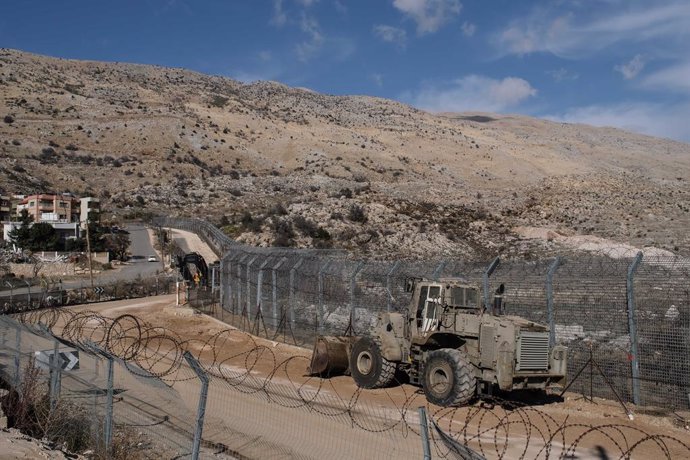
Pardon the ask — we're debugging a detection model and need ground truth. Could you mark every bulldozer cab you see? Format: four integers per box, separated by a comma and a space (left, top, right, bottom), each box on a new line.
415, 283, 443, 333
413, 281, 482, 334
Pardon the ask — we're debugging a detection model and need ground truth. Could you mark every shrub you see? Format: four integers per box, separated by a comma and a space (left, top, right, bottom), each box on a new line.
348, 204, 368, 223
3, 115, 14, 123
293, 215, 318, 236
241, 211, 263, 232
272, 219, 295, 247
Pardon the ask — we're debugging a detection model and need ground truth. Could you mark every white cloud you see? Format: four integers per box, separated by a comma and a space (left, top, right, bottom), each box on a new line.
547, 67, 579, 82
642, 61, 690, 94
495, 2, 690, 58
371, 73, 384, 87
295, 13, 324, 62
271, 0, 319, 26
373, 25, 407, 47
258, 50, 272, 62
404, 75, 537, 113
461, 21, 476, 37
271, 0, 287, 26
546, 102, 690, 142
392, 0, 462, 35
615, 54, 646, 79
333, 0, 347, 14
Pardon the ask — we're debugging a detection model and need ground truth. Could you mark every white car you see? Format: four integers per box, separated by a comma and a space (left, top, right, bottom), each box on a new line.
147, 255, 158, 262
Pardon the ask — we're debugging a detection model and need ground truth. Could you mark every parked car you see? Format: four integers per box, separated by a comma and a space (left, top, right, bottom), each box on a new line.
147, 255, 158, 262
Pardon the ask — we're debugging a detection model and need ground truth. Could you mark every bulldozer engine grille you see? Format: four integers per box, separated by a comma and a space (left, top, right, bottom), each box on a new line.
516, 332, 550, 371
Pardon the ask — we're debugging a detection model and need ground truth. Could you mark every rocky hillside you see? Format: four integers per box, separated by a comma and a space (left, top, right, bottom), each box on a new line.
1, 48, 689, 259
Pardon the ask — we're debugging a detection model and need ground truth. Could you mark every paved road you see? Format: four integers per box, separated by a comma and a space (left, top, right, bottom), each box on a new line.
0, 224, 171, 298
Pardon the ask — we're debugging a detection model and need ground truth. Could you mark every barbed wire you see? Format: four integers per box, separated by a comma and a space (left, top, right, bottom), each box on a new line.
15, 307, 690, 459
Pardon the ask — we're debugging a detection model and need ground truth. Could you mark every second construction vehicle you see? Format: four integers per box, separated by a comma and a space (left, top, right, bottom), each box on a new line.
309, 278, 568, 406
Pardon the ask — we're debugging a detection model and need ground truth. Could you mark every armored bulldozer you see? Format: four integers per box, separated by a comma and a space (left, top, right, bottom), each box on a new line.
309, 278, 567, 406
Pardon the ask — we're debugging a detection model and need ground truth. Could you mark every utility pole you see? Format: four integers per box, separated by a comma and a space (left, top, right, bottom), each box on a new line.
85, 220, 94, 289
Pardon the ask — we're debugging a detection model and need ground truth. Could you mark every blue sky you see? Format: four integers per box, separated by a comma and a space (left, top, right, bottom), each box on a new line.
1, 0, 689, 142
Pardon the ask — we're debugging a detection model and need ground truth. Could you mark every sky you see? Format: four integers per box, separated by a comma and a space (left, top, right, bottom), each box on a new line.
1, 0, 689, 142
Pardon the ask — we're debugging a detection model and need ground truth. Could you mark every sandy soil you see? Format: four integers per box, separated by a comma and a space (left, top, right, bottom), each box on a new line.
59, 295, 690, 460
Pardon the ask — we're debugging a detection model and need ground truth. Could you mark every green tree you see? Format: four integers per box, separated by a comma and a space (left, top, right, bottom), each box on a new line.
27, 223, 60, 251
8, 209, 33, 250
103, 231, 130, 261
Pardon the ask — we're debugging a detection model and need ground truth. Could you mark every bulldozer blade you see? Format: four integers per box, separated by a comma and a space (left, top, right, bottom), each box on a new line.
307, 335, 358, 377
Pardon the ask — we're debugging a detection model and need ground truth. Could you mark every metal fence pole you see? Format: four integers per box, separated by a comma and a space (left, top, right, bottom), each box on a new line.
236, 255, 247, 315
93, 348, 115, 459
318, 260, 332, 334
219, 258, 225, 310
289, 258, 304, 329
272, 258, 287, 328
386, 261, 401, 313
256, 260, 269, 320
14, 323, 21, 391
49, 337, 61, 411
210, 264, 216, 295
418, 406, 431, 460
246, 256, 258, 319
546, 257, 561, 347
483, 257, 500, 312
627, 252, 643, 406
349, 262, 365, 331
183, 351, 209, 460
25, 280, 31, 309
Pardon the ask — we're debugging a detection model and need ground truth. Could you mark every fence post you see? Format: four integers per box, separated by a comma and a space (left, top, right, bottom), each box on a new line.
85, 342, 115, 459
236, 255, 247, 315
318, 260, 332, 334
183, 351, 209, 460
210, 263, 218, 294
289, 258, 304, 329
349, 262, 365, 332
386, 261, 401, 312
432, 260, 447, 280
627, 251, 643, 406
546, 257, 561, 348
25, 280, 31, 309
256, 260, 269, 320
14, 323, 21, 391
246, 256, 258, 319
418, 406, 431, 460
272, 258, 287, 328
218, 258, 224, 309
49, 336, 61, 411
483, 257, 500, 312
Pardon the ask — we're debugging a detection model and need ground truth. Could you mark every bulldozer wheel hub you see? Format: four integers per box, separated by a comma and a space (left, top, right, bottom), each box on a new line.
357, 351, 373, 375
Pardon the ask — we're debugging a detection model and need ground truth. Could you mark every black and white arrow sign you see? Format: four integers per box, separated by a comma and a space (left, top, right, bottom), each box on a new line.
35, 349, 80, 371
94, 287, 104, 295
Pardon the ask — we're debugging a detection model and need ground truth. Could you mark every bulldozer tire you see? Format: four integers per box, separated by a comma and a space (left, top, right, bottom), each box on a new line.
350, 336, 396, 389
422, 348, 475, 407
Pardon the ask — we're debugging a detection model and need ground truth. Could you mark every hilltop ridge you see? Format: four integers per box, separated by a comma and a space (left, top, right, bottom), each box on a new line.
1, 48, 689, 258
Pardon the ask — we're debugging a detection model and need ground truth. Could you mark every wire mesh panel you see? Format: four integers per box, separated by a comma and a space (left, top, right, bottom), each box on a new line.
634, 255, 690, 409
161, 216, 690, 411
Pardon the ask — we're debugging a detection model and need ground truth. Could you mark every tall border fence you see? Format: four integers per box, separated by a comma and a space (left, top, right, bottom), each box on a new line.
154, 217, 690, 411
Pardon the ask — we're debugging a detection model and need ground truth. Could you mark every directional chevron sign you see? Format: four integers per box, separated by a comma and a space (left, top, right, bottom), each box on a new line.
34, 349, 80, 371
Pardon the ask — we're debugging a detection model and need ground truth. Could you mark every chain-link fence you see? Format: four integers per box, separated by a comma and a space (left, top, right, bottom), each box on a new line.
154, 217, 690, 412
0, 273, 179, 314
0, 315, 203, 458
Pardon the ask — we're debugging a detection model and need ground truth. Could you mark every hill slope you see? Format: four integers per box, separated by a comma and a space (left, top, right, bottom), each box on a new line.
1, 49, 689, 258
